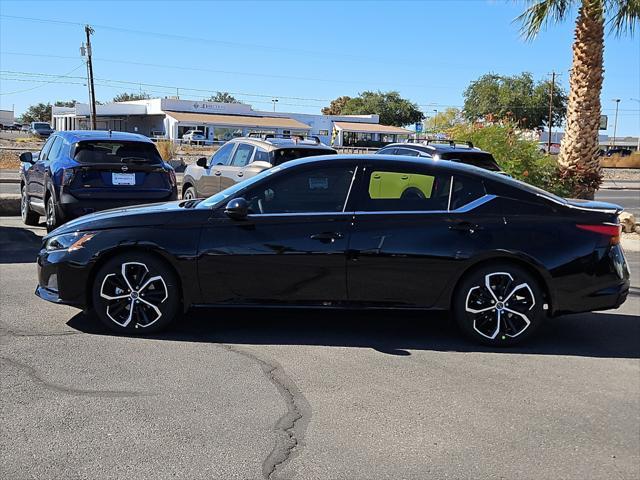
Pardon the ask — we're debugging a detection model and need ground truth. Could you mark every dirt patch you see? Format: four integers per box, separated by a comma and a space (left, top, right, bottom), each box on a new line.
0, 150, 20, 169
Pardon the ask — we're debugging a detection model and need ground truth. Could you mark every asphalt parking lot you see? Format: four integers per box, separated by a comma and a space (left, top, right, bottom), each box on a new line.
1, 216, 639, 480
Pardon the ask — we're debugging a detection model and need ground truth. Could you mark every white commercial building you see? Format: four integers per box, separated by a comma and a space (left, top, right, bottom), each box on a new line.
51, 98, 411, 147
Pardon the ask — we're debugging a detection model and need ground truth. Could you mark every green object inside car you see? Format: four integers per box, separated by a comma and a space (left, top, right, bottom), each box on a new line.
368, 171, 435, 199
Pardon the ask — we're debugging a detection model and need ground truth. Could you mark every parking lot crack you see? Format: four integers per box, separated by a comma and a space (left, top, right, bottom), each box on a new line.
221, 345, 311, 480
1, 356, 150, 398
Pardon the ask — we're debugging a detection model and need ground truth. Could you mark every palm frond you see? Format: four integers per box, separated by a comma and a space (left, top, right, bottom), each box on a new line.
605, 0, 640, 36
515, 0, 575, 40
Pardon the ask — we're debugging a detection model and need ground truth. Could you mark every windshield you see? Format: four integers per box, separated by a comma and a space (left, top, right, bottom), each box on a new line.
198, 167, 279, 209
73, 140, 163, 164
33, 123, 51, 129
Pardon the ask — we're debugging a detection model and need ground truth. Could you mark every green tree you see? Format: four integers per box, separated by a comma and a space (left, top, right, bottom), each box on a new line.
206, 92, 241, 103
112, 92, 151, 102
517, 0, 639, 198
321, 96, 352, 115
341, 91, 424, 127
463, 72, 567, 130
426, 107, 465, 131
20, 100, 77, 123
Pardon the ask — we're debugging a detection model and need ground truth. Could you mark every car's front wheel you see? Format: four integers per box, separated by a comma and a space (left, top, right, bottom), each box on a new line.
21, 186, 40, 226
453, 263, 544, 346
92, 252, 180, 334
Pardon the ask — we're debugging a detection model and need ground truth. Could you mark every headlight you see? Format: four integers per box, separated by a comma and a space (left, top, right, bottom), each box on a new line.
45, 232, 96, 252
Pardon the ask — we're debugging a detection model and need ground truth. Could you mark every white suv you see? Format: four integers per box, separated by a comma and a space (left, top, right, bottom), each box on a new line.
182, 135, 336, 199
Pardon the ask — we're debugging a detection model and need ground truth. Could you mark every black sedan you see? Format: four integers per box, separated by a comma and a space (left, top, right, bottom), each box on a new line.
35, 155, 630, 346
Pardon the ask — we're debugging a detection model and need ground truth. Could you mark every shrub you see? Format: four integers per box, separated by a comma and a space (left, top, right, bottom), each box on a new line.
447, 123, 569, 196
156, 140, 177, 161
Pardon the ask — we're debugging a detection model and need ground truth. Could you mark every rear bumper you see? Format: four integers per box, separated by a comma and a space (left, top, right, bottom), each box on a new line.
58, 190, 178, 219
551, 244, 631, 315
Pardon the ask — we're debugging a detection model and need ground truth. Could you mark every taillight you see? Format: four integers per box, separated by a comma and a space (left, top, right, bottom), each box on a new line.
61, 168, 77, 186
168, 169, 176, 187
576, 223, 621, 245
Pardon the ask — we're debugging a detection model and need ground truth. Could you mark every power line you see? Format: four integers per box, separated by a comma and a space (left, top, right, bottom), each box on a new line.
0, 63, 85, 95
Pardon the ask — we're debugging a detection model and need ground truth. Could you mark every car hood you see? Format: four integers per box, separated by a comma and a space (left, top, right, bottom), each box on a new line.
47, 200, 193, 237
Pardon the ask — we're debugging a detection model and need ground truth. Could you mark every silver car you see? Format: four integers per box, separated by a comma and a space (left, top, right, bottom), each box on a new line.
182, 136, 336, 199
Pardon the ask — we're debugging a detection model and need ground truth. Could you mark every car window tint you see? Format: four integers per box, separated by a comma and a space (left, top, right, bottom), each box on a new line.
39, 136, 56, 161
395, 148, 421, 157
244, 166, 355, 214
230, 144, 255, 167
377, 147, 396, 155
73, 141, 162, 164
450, 175, 486, 210
254, 147, 270, 163
211, 143, 235, 166
360, 168, 451, 212
440, 152, 500, 171
47, 137, 64, 161
272, 148, 334, 166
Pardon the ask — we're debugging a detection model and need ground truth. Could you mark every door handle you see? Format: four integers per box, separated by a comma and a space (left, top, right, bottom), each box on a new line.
449, 222, 483, 233
214, 171, 221, 176
310, 232, 344, 243
237, 172, 244, 177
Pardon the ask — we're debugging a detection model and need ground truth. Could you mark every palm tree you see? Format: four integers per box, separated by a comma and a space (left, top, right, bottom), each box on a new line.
518, 0, 639, 198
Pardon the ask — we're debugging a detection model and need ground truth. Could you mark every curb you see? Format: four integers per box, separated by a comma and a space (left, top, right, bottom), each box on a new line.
0, 193, 20, 216
0, 178, 19, 184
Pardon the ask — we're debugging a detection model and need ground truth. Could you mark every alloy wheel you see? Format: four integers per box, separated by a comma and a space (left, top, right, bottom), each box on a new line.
99, 262, 168, 329
464, 272, 535, 340
46, 198, 56, 229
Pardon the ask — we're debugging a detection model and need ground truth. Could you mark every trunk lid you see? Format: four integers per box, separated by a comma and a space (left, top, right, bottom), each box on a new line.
565, 198, 623, 214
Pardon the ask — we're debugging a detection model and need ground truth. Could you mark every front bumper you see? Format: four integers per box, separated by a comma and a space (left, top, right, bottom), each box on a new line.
35, 248, 91, 309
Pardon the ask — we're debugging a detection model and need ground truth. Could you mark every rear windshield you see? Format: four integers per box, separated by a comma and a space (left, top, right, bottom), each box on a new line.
73, 141, 162, 164
272, 148, 336, 166
440, 152, 501, 171
33, 123, 51, 129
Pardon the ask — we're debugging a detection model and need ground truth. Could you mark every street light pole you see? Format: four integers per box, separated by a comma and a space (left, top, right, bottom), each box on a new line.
433, 109, 438, 133
272, 98, 278, 112
611, 99, 621, 148
548, 71, 556, 153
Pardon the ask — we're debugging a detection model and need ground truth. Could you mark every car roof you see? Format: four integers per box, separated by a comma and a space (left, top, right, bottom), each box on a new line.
55, 130, 154, 144
229, 136, 336, 152
381, 142, 490, 154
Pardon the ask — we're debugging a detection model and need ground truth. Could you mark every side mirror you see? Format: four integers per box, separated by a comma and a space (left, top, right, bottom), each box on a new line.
196, 157, 207, 167
224, 198, 249, 220
19, 151, 34, 164
249, 160, 272, 170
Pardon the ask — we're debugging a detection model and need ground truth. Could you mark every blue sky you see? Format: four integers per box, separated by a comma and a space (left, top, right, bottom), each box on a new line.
0, 0, 638, 136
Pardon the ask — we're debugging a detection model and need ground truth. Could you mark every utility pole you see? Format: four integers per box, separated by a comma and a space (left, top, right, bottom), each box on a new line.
611, 99, 621, 147
82, 25, 97, 130
630, 98, 640, 152
547, 71, 556, 153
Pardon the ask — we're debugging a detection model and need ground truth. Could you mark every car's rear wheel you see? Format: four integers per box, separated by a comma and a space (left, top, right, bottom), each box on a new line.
45, 195, 61, 232
92, 252, 180, 334
21, 186, 40, 226
183, 186, 197, 200
453, 263, 544, 346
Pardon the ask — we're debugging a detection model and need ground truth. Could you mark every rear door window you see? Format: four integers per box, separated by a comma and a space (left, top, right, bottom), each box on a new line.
394, 148, 421, 157
450, 175, 486, 210
230, 143, 255, 167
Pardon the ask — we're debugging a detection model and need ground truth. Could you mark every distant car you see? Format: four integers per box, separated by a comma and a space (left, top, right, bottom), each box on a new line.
605, 148, 632, 157
182, 130, 206, 145
182, 134, 337, 199
539, 142, 561, 155
29, 122, 54, 138
376, 140, 502, 172
20, 124, 30, 132
20, 130, 177, 232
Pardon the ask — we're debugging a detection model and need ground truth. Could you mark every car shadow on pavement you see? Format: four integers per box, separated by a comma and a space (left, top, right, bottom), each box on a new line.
67, 306, 640, 359
0, 225, 42, 264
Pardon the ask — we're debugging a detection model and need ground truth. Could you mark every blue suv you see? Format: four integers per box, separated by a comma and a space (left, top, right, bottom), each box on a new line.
20, 130, 178, 231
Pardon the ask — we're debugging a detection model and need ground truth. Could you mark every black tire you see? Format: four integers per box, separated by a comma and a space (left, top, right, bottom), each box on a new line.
91, 252, 180, 334
453, 263, 545, 346
45, 195, 61, 232
21, 186, 40, 226
183, 186, 197, 200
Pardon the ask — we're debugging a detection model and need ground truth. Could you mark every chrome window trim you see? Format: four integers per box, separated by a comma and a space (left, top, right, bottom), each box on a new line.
246, 194, 496, 218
